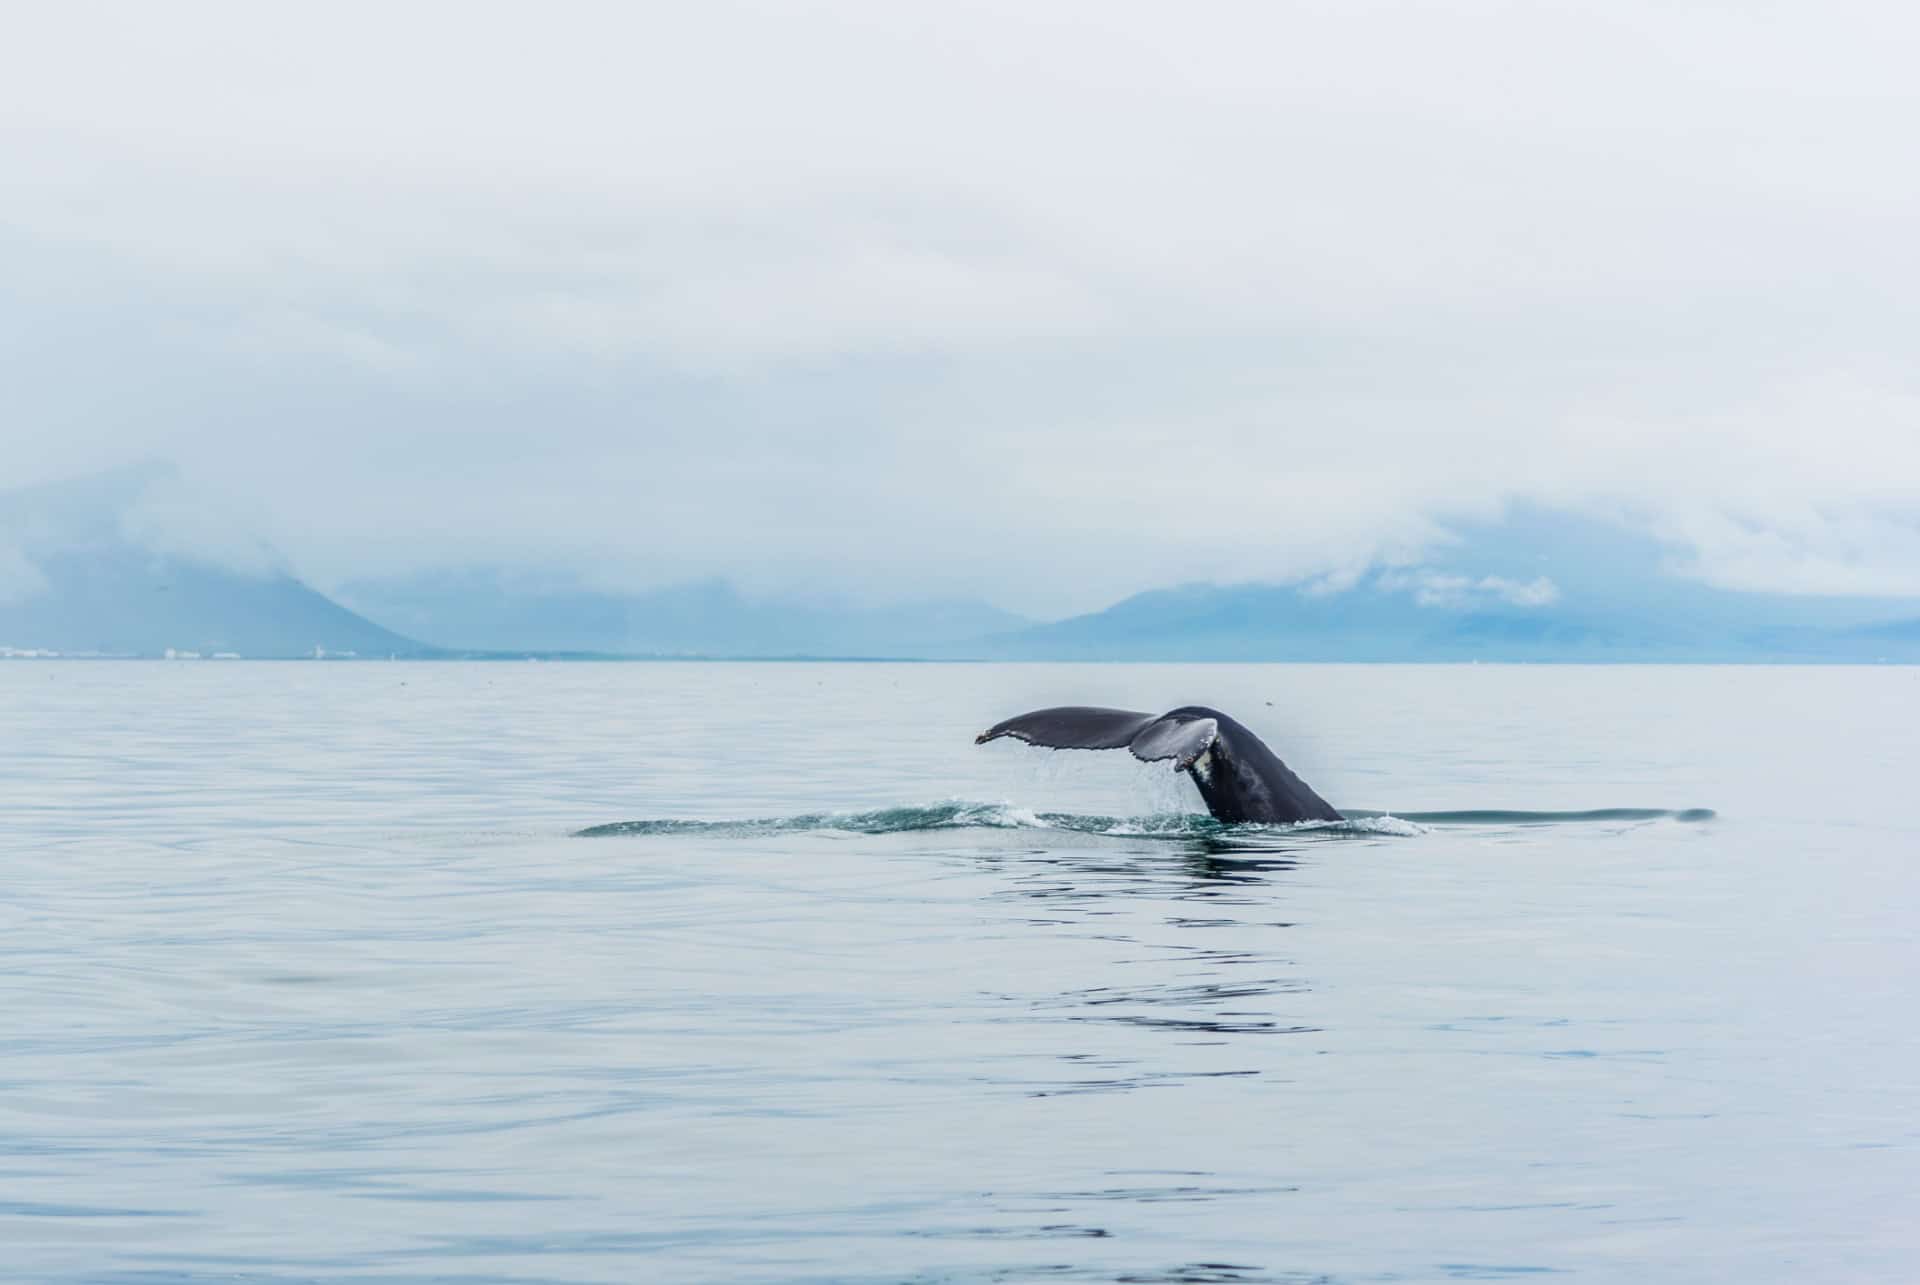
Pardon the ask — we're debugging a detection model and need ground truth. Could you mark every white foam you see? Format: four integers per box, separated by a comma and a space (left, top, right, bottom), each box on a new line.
1326, 814, 1429, 837
993, 805, 1052, 829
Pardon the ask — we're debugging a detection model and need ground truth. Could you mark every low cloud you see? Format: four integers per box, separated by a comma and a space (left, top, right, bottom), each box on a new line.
118, 473, 284, 579
1656, 506, 1920, 599
0, 545, 47, 605
1380, 572, 1562, 610
0, 463, 283, 583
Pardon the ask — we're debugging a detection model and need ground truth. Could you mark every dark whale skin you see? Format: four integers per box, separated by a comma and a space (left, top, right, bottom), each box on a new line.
975, 704, 1342, 825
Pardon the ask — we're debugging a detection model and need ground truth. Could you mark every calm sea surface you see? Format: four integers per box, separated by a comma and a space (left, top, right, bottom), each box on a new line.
1, 662, 1915, 1283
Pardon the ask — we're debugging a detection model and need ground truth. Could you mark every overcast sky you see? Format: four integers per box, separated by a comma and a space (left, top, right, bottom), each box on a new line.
4, 0, 1917, 614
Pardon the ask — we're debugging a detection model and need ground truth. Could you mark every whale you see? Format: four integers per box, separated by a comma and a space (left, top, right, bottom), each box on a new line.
975, 705, 1341, 825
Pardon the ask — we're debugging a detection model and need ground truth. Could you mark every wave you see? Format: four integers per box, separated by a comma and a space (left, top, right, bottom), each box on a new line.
574, 802, 1713, 839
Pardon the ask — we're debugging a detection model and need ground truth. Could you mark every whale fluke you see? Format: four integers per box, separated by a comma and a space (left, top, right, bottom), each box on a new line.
975, 706, 1219, 769
976, 703, 1341, 825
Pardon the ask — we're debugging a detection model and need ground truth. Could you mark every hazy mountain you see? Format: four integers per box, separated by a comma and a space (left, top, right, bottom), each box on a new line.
7, 465, 1918, 661
0, 463, 417, 658
335, 570, 1031, 658
976, 508, 1920, 662
976, 581, 1920, 661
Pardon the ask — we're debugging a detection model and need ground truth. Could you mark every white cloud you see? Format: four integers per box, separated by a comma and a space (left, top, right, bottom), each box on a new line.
1, 1, 1918, 612
1655, 506, 1920, 599
1379, 571, 1562, 610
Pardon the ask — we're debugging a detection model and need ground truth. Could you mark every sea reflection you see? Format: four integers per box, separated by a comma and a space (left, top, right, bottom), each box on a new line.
981, 833, 1313, 896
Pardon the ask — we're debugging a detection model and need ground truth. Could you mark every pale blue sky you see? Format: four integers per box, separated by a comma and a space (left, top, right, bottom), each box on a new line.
4, 0, 1918, 614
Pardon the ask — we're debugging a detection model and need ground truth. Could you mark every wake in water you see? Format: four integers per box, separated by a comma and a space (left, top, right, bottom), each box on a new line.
577, 802, 1238, 840
575, 802, 1715, 840
1345, 807, 1718, 825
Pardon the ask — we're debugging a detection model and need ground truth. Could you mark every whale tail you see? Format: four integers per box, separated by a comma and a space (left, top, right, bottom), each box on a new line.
975, 703, 1341, 825
974, 706, 1219, 770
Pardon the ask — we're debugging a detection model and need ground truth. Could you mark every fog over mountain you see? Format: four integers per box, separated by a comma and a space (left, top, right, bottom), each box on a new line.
6, 465, 1915, 661
0, 464, 413, 658
334, 570, 1029, 658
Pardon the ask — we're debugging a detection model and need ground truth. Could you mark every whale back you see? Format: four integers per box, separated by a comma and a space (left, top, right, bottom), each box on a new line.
1166, 706, 1343, 824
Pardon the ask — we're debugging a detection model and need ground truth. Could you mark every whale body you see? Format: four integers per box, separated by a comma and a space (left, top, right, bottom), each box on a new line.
975, 704, 1341, 825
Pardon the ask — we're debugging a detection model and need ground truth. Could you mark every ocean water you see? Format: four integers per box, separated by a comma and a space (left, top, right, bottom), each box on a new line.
1, 661, 1915, 1283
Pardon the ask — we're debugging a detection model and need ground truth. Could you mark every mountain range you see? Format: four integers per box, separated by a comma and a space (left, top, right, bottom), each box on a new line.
3, 464, 1917, 661
976, 507, 1920, 662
